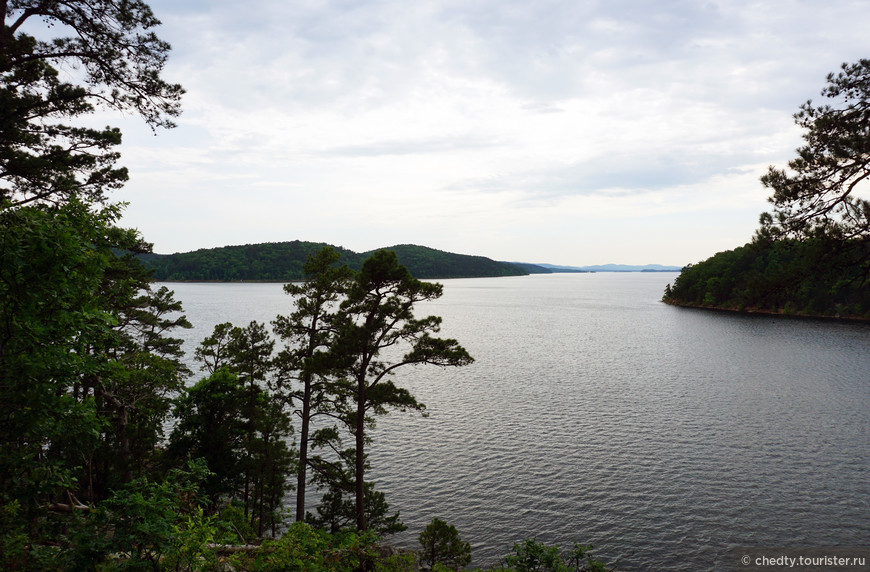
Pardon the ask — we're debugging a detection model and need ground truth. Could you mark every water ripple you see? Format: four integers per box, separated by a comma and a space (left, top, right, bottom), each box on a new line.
168, 274, 870, 571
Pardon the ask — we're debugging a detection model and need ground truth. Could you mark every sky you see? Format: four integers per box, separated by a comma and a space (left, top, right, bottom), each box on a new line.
89, 0, 869, 266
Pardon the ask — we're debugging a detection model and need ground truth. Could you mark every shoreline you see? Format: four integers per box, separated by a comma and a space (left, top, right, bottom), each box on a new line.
662, 299, 870, 324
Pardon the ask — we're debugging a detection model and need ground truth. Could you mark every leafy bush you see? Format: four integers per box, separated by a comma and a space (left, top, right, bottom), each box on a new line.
503, 539, 607, 572
0, 501, 28, 569
230, 521, 332, 572
505, 539, 565, 572
419, 518, 472, 570
214, 503, 258, 545
59, 460, 213, 571
163, 506, 219, 572
228, 522, 415, 572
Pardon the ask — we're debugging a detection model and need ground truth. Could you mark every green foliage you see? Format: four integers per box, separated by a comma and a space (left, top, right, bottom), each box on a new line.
259, 523, 340, 571
168, 369, 248, 505
232, 521, 331, 572
669, 60, 870, 320
307, 482, 407, 537
247, 392, 297, 537
92, 268, 193, 490
0, 200, 197, 566
0, 202, 112, 515
184, 320, 296, 536
228, 522, 374, 572
228, 522, 418, 572
418, 518, 472, 570
193, 322, 235, 374
0, 501, 28, 568
505, 539, 565, 572
193, 320, 276, 384
177, 249, 474, 540
168, 367, 297, 537
227, 321, 276, 390
373, 244, 528, 279
567, 544, 607, 572
663, 239, 870, 318
0, 0, 182, 207
61, 460, 213, 571
139, 242, 529, 281
224, 528, 607, 572
503, 539, 607, 572
140, 241, 349, 282
376, 551, 418, 572
213, 502, 258, 546
0, 0, 192, 561
758, 59, 870, 241
164, 506, 219, 572
92, 478, 184, 568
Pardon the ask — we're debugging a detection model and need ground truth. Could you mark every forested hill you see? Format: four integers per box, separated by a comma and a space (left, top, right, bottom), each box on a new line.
662, 239, 870, 320
364, 244, 529, 279
139, 241, 529, 281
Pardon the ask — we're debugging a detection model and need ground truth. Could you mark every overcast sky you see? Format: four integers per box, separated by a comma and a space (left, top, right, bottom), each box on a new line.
102, 0, 867, 266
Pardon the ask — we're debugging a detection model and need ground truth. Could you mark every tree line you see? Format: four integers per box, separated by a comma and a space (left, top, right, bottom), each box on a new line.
663, 238, 870, 317
139, 242, 530, 282
664, 59, 870, 317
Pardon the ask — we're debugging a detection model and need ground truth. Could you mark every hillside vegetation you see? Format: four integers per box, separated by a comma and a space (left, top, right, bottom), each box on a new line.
663, 238, 870, 319
139, 241, 529, 281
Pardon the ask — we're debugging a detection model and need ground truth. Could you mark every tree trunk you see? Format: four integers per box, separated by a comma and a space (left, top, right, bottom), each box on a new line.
244, 376, 255, 521
257, 465, 265, 537
117, 405, 132, 483
95, 379, 132, 483
296, 372, 312, 521
355, 376, 366, 532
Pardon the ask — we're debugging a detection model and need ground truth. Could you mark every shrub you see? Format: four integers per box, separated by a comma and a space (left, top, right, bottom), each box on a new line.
418, 518, 472, 570
504, 539, 607, 572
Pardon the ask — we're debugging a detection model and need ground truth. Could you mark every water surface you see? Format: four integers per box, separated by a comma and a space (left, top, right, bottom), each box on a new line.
166, 273, 870, 570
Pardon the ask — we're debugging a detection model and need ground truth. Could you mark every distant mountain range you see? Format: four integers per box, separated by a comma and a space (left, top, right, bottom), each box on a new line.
507, 262, 680, 273
138, 241, 680, 281
532, 263, 682, 272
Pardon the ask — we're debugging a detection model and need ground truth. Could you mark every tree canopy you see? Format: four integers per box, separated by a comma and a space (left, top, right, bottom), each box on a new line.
759, 59, 870, 241
662, 238, 870, 318
272, 247, 354, 523
0, 0, 183, 207
418, 517, 472, 570
0, 1, 195, 566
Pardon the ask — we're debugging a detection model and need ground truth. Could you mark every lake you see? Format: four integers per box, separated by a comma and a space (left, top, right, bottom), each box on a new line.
164, 273, 870, 571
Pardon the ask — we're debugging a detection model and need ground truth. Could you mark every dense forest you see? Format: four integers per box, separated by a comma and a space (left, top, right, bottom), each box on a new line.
663, 238, 870, 318
139, 242, 531, 281
664, 59, 870, 318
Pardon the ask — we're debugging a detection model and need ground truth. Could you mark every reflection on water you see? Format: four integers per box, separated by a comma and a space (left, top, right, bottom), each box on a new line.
167, 274, 870, 571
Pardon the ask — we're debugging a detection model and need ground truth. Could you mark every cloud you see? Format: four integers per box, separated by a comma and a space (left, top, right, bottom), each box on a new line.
109, 0, 870, 264
319, 135, 504, 157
